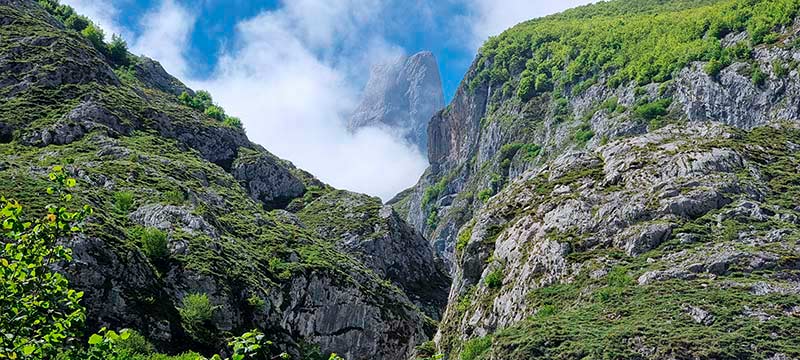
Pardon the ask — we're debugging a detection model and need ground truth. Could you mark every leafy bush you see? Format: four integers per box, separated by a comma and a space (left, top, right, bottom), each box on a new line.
0, 166, 91, 359
421, 176, 449, 209
115, 329, 154, 355
460, 336, 492, 360
426, 209, 439, 229
456, 224, 474, 253
751, 65, 767, 86
704, 58, 724, 77
113, 191, 134, 213
247, 295, 266, 310
601, 96, 619, 113
477, 188, 493, 202
194, 90, 214, 110
81, 23, 106, 54
179, 293, 214, 335
162, 190, 185, 205
223, 116, 244, 129
65, 14, 89, 32
140, 227, 168, 261
204, 105, 226, 121
519, 143, 542, 162
485, 269, 504, 289
534, 73, 552, 92
108, 34, 129, 66
574, 123, 595, 146
634, 98, 672, 120
773, 60, 789, 78
517, 72, 535, 101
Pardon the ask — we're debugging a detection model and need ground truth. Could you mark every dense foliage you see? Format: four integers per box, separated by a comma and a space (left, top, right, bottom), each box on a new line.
0, 166, 89, 359
179, 91, 244, 130
37, 0, 132, 67
472, 0, 800, 98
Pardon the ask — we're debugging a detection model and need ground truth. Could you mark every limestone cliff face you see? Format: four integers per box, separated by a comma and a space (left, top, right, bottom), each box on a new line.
0, 2, 447, 359
392, 1, 800, 358
348, 51, 444, 154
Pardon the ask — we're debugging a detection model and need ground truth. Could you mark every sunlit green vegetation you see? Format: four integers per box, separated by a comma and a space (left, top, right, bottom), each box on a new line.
472, 0, 800, 98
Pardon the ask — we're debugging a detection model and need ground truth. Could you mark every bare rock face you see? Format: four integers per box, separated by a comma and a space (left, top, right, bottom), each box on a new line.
297, 190, 451, 320
348, 51, 444, 154
231, 150, 306, 210
133, 56, 194, 97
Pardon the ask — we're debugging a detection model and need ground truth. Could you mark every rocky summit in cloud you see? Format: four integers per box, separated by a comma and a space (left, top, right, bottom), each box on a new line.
348, 51, 444, 155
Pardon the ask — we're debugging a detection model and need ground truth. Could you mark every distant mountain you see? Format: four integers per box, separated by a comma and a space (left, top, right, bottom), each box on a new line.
348, 51, 444, 155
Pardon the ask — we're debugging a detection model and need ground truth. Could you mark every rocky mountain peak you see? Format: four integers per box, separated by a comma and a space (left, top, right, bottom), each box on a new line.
348, 51, 444, 154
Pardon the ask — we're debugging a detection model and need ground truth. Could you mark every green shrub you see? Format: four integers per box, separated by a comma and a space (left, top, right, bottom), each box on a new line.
421, 176, 449, 209
704, 58, 724, 77
64, 14, 89, 32
113, 191, 134, 213
140, 227, 168, 261
477, 188, 493, 202
107, 34, 129, 66
634, 98, 672, 120
194, 90, 214, 110
517, 72, 535, 101
485, 269, 504, 289
247, 295, 266, 310
179, 293, 214, 328
426, 209, 439, 229
204, 105, 226, 121
727, 42, 751, 61
751, 65, 767, 86
574, 123, 595, 146
536, 304, 557, 318
115, 329, 154, 355
223, 116, 244, 129
534, 73, 552, 93
601, 96, 619, 113
519, 143, 542, 162
81, 23, 106, 53
162, 190, 184, 205
456, 224, 474, 253
0, 166, 90, 359
773, 60, 789, 78
460, 336, 492, 360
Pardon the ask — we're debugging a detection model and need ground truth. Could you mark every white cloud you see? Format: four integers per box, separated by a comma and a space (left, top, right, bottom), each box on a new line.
464, 0, 596, 49
130, 0, 197, 78
190, 4, 427, 201
59, 0, 599, 201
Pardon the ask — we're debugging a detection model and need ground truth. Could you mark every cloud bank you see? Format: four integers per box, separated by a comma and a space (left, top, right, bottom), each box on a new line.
60, 0, 594, 201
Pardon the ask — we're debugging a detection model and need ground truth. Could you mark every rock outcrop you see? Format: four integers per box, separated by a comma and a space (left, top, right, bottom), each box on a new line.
389, 1, 800, 359
348, 51, 444, 154
0, 2, 446, 359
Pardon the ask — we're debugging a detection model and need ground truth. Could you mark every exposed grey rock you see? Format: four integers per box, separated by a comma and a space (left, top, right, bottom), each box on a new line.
298, 191, 451, 320
133, 56, 193, 96
231, 150, 306, 210
684, 305, 714, 325
55, 235, 185, 349
22, 101, 132, 146
277, 273, 428, 360
349, 51, 444, 154
617, 223, 673, 256
130, 203, 219, 238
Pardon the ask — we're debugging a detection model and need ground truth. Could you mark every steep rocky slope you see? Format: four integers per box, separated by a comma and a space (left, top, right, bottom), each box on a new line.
348, 51, 444, 154
390, 0, 800, 358
0, 1, 447, 359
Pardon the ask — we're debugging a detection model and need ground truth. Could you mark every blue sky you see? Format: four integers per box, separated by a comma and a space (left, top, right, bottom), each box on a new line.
63, 0, 593, 199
